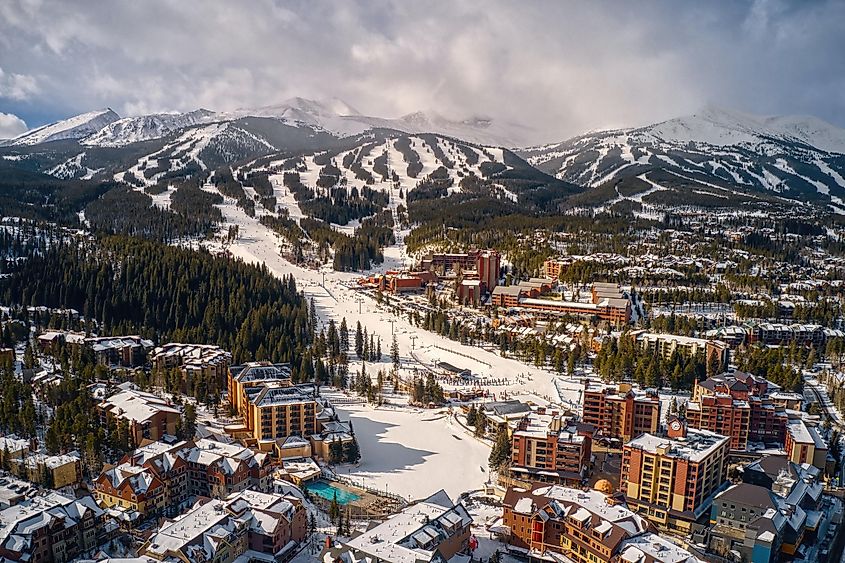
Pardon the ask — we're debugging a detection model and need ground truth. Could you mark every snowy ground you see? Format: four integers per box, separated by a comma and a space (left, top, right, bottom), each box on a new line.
332, 403, 492, 502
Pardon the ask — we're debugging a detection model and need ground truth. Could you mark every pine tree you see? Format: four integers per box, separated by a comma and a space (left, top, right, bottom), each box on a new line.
391, 334, 400, 375
355, 322, 363, 359
340, 318, 349, 351
466, 404, 478, 426
475, 414, 488, 437
343, 438, 360, 463
329, 491, 340, 523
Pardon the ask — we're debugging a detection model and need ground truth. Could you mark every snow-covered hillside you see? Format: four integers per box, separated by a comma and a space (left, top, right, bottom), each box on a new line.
520, 106, 845, 208
81, 109, 215, 147
7, 109, 120, 146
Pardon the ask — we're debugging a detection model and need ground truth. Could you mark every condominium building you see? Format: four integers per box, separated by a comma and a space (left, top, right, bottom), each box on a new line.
141, 490, 307, 562
509, 411, 592, 486
0, 492, 109, 562
628, 330, 729, 367
151, 342, 232, 384
17, 451, 83, 488
94, 438, 272, 522
229, 363, 355, 456
243, 384, 319, 448
97, 384, 182, 445
687, 371, 792, 450
582, 382, 661, 443
542, 258, 571, 280
322, 490, 472, 563
708, 481, 813, 561
784, 419, 828, 471
501, 484, 702, 563
621, 417, 730, 533
227, 361, 293, 419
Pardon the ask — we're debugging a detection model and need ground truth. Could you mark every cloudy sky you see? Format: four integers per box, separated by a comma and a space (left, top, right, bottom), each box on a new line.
1, 0, 843, 142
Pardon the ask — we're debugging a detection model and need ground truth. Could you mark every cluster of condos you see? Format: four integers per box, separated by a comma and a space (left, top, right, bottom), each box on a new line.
359, 249, 501, 304
358, 249, 632, 324
480, 369, 836, 562
0, 465, 308, 563
95, 363, 355, 477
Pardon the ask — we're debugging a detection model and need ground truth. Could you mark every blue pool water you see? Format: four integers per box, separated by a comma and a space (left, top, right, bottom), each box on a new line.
305, 481, 361, 505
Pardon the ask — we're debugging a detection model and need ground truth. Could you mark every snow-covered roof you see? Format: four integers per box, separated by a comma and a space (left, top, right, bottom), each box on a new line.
99, 388, 181, 423
627, 429, 729, 463
340, 490, 471, 563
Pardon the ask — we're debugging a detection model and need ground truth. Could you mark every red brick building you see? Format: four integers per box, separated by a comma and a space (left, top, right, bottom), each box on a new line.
582, 382, 661, 443
687, 371, 791, 450
510, 412, 592, 485
501, 484, 697, 562
621, 417, 730, 533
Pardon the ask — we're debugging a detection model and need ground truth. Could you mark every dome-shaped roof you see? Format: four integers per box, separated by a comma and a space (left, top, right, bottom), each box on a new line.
593, 479, 614, 495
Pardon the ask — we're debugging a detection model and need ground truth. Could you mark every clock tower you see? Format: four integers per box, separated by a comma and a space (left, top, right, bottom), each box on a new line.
666, 414, 687, 439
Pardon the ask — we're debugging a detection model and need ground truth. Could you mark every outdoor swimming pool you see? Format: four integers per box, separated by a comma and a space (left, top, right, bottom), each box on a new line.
305, 481, 362, 505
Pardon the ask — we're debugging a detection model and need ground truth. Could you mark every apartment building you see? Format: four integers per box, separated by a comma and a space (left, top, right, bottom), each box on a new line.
243, 384, 319, 448
94, 438, 272, 522
629, 330, 729, 367
151, 342, 232, 384
322, 490, 472, 563
227, 361, 293, 419
37, 331, 153, 367
509, 411, 592, 486
784, 419, 828, 471
419, 249, 500, 289
502, 484, 701, 563
582, 382, 661, 443
0, 492, 109, 562
686, 372, 791, 450
141, 490, 307, 562
17, 451, 82, 488
0, 436, 29, 466
97, 384, 182, 445
542, 258, 571, 280
708, 480, 815, 562
621, 417, 730, 533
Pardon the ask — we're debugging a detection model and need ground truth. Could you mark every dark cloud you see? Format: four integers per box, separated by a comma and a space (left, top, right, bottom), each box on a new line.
0, 0, 842, 143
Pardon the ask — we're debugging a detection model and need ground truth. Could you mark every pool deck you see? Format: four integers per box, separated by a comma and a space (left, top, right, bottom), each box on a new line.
306, 479, 402, 519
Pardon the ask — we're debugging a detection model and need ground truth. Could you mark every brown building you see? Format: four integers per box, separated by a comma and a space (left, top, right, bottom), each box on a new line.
621, 417, 730, 533
501, 484, 700, 562
477, 249, 501, 291
228, 362, 293, 420
542, 258, 570, 280
510, 411, 592, 486
687, 372, 791, 450
784, 419, 828, 471
141, 490, 307, 562
97, 385, 182, 445
151, 343, 232, 388
686, 394, 750, 450
420, 249, 500, 292
490, 285, 524, 308
94, 438, 272, 522
0, 492, 109, 562
323, 490, 472, 562
582, 382, 661, 443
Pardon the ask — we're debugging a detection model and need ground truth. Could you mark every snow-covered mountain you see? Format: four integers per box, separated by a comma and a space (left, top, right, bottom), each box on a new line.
219, 98, 535, 147
519, 106, 845, 208
81, 109, 215, 147
7, 109, 120, 146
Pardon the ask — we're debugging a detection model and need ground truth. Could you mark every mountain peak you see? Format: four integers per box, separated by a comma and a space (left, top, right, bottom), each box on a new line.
11, 108, 120, 146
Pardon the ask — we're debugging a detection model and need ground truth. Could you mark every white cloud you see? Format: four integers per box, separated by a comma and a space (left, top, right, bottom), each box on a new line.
0, 112, 27, 138
0, 0, 842, 143
0, 67, 40, 100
